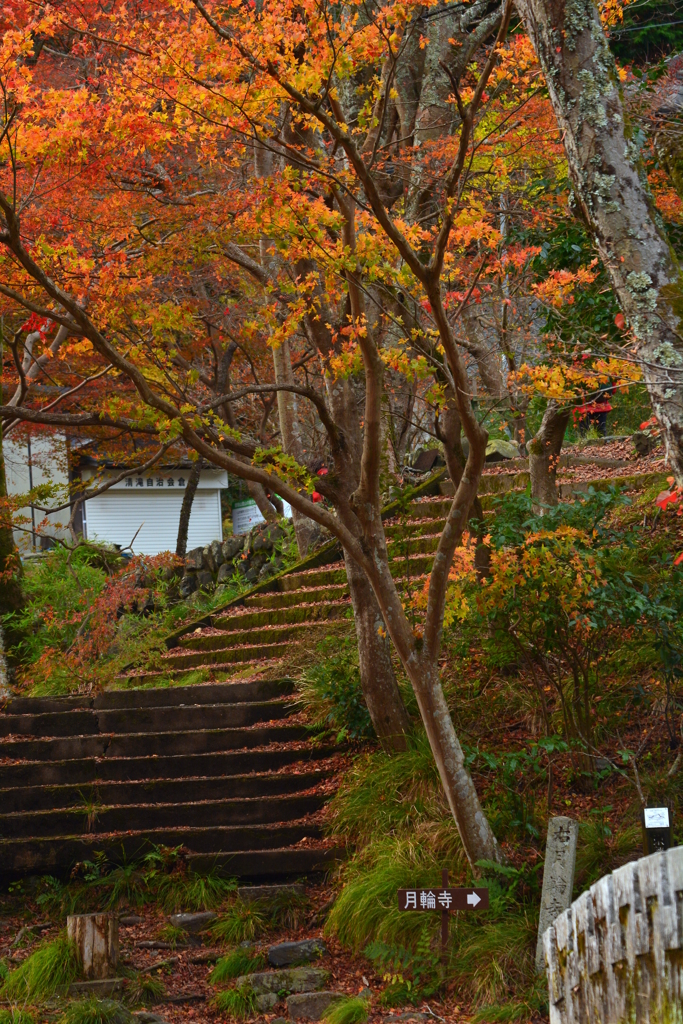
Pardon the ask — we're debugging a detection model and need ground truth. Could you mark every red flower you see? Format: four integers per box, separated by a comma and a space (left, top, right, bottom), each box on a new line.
311, 491, 323, 502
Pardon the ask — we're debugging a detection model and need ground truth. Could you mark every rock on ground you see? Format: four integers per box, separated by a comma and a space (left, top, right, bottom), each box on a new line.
238, 883, 305, 903
268, 938, 327, 966
167, 911, 216, 934
286, 991, 344, 1021
237, 967, 328, 995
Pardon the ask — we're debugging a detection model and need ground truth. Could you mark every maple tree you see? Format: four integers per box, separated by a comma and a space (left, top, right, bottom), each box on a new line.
1, 0, 682, 866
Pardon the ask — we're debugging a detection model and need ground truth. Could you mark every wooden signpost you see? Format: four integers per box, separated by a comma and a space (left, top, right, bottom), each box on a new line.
397, 869, 489, 963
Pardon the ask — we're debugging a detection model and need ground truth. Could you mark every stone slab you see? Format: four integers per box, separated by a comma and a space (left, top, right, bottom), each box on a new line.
69, 978, 124, 996
167, 911, 216, 934
238, 883, 305, 903
238, 967, 328, 995
268, 938, 327, 966
536, 816, 578, 971
286, 991, 344, 1020
256, 992, 279, 1011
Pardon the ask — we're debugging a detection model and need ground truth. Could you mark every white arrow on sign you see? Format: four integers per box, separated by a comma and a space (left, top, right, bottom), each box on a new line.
467, 892, 481, 907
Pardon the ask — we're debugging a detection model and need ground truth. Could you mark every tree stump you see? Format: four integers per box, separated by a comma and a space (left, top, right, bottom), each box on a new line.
542, 845, 683, 1023
66, 914, 118, 979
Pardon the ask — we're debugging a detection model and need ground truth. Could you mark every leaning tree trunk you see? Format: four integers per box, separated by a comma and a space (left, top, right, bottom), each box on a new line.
528, 401, 571, 514
515, 0, 683, 484
344, 550, 411, 752
176, 458, 202, 557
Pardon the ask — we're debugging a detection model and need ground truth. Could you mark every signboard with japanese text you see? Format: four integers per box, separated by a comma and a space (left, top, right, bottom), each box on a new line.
397, 888, 489, 912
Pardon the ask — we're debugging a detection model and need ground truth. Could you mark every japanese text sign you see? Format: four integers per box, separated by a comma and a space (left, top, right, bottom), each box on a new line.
397, 888, 489, 912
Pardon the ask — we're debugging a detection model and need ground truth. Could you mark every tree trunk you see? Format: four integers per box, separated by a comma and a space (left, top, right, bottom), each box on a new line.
175, 459, 202, 558
515, 0, 683, 484
247, 479, 278, 523
409, 657, 503, 864
272, 337, 319, 557
67, 914, 118, 979
528, 401, 571, 513
254, 131, 317, 557
344, 549, 411, 752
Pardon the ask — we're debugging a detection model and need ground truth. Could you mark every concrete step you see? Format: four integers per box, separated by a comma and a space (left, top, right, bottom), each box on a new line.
279, 567, 348, 591
384, 518, 447, 539
188, 846, 343, 879
0, 700, 296, 738
242, 586, 350, 611
242, 589, 350, 610
0, 792, 327, 839
178, 624, 324, 653
0, 822, 327, 879
162, 641, 298, 670
0, 769, 330, 813
0, 745, 338, 790
212, 600, 351, 630
387, 533, 441, 556
3, 679, 295, 716
0, 723, 309, 762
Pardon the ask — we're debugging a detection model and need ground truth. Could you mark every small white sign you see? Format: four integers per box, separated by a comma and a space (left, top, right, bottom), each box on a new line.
232, 499, 265, 535
644, 807, 669, 829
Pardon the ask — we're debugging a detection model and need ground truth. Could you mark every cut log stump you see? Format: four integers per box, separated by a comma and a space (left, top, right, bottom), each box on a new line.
67, 913, 118, 979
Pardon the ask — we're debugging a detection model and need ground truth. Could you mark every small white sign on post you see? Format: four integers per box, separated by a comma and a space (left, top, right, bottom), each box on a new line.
232, 499, 264, 535
643, 808, 669, 829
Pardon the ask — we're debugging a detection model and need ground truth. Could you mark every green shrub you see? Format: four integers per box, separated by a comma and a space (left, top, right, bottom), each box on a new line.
59, 998, 133, 1024
322, 995, 370, 1024
212, 982, 257, 1018
1, 934, 79, 1003
210, 947, 265, 984
298, 636, 373, 742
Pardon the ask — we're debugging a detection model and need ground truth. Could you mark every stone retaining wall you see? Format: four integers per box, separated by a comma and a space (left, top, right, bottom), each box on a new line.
543, 846, 683, 1023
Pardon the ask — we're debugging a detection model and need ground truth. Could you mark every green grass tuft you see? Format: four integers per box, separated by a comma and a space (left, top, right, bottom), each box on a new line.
0, 1010, 36, 1024
59, 997, 133, 1024
155, 924, 188, 948
326, 833, 463, 953
210, 947, 265, 984
211, 900, 268, 945
1, 934, 79, 1003
212, 982, 257, 1018
123, 971, 166, 1006
322, 995, 370, 1024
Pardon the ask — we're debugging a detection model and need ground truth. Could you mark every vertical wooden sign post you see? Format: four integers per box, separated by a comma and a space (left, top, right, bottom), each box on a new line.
441, 868, 449, 966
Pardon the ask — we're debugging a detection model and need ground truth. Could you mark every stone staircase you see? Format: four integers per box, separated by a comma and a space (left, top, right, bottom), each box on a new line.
124, 461, 667, 687
1, 461, 665, 883
0, 679, 342, 881
127, 493, 456, 687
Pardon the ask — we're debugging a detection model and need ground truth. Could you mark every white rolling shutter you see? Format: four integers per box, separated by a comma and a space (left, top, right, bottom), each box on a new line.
83, 490, 222, 555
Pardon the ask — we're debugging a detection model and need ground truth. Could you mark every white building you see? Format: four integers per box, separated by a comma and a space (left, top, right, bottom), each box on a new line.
3, 433, 72, 553
80, 465, 228, 555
